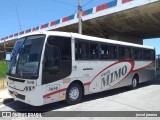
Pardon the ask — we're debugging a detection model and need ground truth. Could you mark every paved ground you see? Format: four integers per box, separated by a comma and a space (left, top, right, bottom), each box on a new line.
0, 88, 12, 105
0, 77, 160, 115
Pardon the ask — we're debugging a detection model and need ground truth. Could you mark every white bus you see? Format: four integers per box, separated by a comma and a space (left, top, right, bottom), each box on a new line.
7, 31, 156, 106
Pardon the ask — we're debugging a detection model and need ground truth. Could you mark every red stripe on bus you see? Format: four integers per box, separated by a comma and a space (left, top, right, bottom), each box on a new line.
131, 61, 154, 73
43, 88, 67, 98
90, 60, 135, 84
110, 61, 154, 89
84, 82, 91, 86
43, 82, 91, 98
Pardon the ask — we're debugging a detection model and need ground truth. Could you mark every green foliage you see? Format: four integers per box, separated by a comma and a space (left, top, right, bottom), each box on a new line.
0, 61, 8, 79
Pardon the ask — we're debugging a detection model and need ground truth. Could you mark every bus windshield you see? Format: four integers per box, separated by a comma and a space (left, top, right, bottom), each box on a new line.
8, 35, 45, 79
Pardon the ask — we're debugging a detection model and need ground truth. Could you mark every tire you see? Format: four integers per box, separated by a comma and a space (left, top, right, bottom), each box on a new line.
131, 76, 138, 89
66, 83, 83, 105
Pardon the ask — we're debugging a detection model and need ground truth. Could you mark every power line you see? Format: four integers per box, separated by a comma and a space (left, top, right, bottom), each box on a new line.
51, 0, 77, 7
82, 0, 94, 7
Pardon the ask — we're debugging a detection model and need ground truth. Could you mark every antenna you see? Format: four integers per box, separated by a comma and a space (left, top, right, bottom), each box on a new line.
15, 5, 22, 31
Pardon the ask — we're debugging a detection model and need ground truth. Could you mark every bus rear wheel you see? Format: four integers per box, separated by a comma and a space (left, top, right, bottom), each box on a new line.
131, 76, 139, 89
66, 83, 83, 105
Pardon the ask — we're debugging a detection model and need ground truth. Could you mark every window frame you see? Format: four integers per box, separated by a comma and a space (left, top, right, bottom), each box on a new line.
131, 47, 143, 61
75, 38, 90, 60
99, 42, 118, 61
89, 41, 100, 60
142, 48, 155, 61
117, 45, 132, 60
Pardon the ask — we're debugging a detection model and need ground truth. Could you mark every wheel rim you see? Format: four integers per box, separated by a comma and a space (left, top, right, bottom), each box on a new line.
132, 78, 137, 88
69, 87, 79, 101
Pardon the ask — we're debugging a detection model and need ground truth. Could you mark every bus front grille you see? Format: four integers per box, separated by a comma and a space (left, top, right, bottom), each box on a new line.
8, 77, 25, 83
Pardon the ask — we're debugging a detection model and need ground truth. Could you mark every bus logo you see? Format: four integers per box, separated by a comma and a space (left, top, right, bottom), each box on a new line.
101, 65, 127, 88
89, 61, 134, 93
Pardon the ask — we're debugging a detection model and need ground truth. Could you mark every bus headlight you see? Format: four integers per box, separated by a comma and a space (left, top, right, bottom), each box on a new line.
25, 86, 35, 91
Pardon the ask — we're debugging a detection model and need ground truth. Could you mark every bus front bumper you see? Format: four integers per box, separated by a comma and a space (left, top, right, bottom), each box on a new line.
7, 86, 44, 106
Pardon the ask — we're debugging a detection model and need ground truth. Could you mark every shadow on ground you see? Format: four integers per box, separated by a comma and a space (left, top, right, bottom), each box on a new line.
3, 75, 160, 113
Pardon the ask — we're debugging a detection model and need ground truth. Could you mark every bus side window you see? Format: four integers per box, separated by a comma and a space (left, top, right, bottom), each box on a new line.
132, 47, 142, 60
44, 44, 61, 69
100, 43, 117, 60
100, 43, 108, 60
118, 46, 131, 60
75, 40, 89, 60
143, 49, 152, 60
90, 42, 99, 60
118, 46, 125, 60
151, 50, 155, 60
109, 45, 117, 59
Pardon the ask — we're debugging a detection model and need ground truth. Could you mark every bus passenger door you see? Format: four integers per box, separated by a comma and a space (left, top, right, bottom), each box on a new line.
42, 36, 72, 102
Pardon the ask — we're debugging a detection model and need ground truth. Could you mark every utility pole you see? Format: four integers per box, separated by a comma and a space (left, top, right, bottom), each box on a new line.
158, 54, 160, 69
78, 0, 82, 34
3, 39, 6, 60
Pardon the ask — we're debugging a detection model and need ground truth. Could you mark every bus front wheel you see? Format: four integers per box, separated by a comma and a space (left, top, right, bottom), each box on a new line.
66, 83, 83, 105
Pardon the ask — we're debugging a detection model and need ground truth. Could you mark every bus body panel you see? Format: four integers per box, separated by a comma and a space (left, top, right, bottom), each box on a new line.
6, 31, 156, 106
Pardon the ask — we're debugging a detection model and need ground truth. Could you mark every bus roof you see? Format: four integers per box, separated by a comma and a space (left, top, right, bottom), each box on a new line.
71, 33, 154, 50
18, 31, 154, 50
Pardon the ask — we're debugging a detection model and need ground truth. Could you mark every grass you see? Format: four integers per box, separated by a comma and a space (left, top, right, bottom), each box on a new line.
0, 61, 8, 79
0, 61, 8, 89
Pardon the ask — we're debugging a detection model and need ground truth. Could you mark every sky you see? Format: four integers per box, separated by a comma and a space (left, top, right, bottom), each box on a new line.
0, 0, 159, 55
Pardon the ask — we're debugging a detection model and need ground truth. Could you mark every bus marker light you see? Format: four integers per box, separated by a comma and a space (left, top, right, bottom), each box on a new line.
63, 78, 71, 83
60, 93, 65, 99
